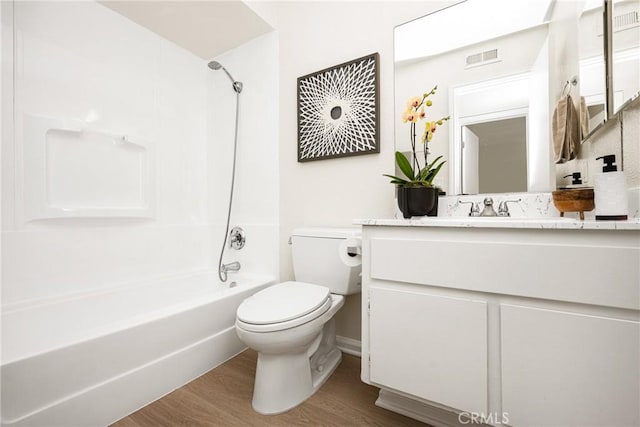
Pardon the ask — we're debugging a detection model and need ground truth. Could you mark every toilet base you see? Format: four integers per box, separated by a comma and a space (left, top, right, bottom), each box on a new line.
251, 319, 342, 415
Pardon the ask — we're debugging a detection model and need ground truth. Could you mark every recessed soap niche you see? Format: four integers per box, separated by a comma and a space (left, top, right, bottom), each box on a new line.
23, 114, 155, 221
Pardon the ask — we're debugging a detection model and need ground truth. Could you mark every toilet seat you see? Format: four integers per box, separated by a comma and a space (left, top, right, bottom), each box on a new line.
236, 281, 332, 333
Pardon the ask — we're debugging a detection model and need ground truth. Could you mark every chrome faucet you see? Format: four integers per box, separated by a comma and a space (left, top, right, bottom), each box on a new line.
459, 200, 480, 217
498, 199, 522, 217
479, 197, 498, 217
219, 261, 241, 281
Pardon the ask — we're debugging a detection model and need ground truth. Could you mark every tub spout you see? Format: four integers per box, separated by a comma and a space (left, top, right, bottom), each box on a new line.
219, 261, 241, 282
221, 261, 241, 273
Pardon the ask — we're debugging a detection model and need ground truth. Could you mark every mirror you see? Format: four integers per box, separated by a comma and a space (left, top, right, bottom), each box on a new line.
394, 0, 608, 195
579, 1, 608, 136
611, 0, 640, 114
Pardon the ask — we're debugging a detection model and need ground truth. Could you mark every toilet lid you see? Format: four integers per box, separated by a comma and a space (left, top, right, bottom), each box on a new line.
237, 281, 331, 325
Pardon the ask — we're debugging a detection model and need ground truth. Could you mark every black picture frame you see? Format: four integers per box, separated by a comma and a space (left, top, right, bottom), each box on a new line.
297, 53, 380, 162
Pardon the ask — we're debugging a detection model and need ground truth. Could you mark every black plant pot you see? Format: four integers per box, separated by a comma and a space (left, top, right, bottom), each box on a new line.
397, 186, 437, 219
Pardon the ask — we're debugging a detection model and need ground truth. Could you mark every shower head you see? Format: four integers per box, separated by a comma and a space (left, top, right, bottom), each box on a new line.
207, 61, 242, 94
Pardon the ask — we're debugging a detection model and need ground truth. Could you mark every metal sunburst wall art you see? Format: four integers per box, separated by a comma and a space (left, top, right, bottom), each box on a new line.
297, 53, 380, 162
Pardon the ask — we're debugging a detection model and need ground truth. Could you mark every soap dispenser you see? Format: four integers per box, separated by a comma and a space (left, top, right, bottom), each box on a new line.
563, 172, 582, 187
594, 154, 628, 220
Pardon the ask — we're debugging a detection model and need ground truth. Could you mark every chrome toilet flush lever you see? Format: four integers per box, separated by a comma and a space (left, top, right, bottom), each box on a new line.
229, 226, 246, 250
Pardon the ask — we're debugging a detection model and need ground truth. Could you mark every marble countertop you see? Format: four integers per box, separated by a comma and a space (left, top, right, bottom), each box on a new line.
360, 190, 640, 230
354, 217, 640, 230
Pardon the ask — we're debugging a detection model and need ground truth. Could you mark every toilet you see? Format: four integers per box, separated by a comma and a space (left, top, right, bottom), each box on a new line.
235, 227, 361, 414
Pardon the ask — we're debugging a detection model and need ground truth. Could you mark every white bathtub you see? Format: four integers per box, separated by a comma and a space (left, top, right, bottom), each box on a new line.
1, 271, 274, 426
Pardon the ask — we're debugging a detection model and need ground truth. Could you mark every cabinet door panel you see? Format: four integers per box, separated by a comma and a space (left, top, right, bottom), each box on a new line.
369, 287, 487, 413
501, 304, 640, 427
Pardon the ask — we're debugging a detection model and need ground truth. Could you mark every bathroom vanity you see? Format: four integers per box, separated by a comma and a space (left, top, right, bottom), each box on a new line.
357, 218, 640, 427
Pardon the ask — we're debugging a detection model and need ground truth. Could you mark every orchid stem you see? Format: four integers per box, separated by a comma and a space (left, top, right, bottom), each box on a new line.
411, 123, 419, 177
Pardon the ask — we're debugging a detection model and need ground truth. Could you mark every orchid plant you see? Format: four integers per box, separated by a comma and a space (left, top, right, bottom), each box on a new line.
385, 85, 450, 187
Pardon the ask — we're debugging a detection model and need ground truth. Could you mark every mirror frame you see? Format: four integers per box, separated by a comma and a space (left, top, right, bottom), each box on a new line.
606, 0, 640, 118
605, 0, 614, 118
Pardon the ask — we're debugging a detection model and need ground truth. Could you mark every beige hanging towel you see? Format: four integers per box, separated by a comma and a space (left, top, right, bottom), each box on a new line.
579, 96, 589, 138
552, 94, 580, 164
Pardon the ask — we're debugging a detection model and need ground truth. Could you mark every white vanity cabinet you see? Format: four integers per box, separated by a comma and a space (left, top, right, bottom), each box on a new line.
369, 287, 488, 414
501, 304, 639, 427
359, 222, 640, 427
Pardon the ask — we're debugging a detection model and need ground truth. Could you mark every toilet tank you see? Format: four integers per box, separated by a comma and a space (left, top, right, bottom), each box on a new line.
290, 227, 361, 295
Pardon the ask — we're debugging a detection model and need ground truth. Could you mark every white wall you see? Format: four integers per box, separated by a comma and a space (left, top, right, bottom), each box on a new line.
248, 1, 455, 340
622, 102, 640, 196
0, 0, 3, 312
1, 2, 279, 308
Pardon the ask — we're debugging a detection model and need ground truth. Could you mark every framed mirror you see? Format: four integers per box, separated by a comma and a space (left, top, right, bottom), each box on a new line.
611, 0, 640, 114
580, 0, 608, 137
394, 0, 608, 195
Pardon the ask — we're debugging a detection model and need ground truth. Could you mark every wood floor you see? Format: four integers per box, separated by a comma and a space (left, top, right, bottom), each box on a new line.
113, 349, 427, 426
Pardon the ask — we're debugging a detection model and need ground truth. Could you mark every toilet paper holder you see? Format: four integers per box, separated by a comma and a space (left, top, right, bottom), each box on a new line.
346, 246, 361, 256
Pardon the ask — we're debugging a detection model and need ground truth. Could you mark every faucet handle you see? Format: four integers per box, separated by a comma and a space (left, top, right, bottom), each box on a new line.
459, 200, 480, 217
229, 226, 246, 250
498, 199, 522, 217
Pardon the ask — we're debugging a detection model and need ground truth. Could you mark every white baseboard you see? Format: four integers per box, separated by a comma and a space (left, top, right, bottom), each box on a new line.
376, 389, 469, 427
336, 335, 361, 357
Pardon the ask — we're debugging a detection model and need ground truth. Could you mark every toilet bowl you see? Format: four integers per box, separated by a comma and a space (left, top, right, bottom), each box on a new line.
235, 227, 361, 414
236, 282, 345, 414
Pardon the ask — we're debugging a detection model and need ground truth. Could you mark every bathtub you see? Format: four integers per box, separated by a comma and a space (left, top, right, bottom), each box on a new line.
1, 271, 274, 426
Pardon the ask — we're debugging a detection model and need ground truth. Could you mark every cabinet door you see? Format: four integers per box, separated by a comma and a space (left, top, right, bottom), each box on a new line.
369, 287, 487, 414
501, 304, 640, 427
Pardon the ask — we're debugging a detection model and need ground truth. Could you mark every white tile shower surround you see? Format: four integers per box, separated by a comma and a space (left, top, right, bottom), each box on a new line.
1, 2, 279, 308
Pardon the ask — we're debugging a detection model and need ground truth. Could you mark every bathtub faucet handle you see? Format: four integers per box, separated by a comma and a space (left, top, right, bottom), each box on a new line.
229, 227, 246, 250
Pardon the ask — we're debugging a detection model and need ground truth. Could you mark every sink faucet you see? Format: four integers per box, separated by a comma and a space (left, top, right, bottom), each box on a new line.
479, 197, 498, 217
459, 200, 480, 217
498, 199, 522, 217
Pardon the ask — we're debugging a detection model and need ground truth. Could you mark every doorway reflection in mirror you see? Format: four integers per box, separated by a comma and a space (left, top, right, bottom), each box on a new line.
462, 117, 528, 195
